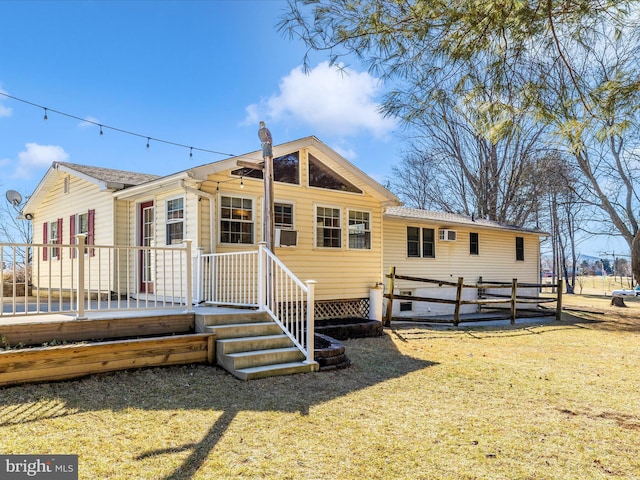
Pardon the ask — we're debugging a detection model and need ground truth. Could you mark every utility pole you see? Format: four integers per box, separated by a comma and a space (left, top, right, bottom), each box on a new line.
258, 121, 274, 251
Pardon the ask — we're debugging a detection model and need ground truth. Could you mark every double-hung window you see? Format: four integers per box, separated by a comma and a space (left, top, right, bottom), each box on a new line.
166, 197, 185, 245
316, 206, 341, 248
348, 210, 371, 249
516, 236, 525, 261
274, 202, 294, 230
407, 227, 435, 258
49, 220, 60, 259
220, 195, 254, 244
470, 232, 479, 255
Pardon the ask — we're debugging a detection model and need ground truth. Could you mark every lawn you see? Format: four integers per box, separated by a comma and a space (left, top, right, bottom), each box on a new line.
1, 295, 639, 479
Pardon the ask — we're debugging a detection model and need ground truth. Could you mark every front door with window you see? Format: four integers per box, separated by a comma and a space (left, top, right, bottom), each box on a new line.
139, 201, 155, 293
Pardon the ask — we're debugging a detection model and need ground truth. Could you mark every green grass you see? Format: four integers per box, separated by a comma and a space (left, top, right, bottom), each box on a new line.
1, 305, 639, 479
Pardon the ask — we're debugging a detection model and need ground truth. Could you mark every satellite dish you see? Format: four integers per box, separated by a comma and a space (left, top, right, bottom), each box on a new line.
6, 190, 22, 207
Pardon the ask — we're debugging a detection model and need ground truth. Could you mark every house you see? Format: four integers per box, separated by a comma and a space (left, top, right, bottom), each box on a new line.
21, 136, 546, 319
383, 207, 545, 317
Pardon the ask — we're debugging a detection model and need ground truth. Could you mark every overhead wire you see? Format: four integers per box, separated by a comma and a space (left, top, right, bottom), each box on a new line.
0, 91, 242, 160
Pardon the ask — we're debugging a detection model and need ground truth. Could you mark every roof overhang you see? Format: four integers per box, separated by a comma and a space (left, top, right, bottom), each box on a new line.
112, 171, 199, 200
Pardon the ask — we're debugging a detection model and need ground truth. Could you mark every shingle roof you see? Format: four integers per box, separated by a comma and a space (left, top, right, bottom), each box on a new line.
384, 206, 546, 234
56, 162, 160, 187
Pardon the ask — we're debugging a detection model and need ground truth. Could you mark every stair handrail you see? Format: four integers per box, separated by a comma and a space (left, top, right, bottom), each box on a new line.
258, 243, 315, 364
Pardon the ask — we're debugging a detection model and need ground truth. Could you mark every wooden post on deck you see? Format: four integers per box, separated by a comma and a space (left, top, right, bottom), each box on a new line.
384, 266, 395, 327
453, 277, 464, 326
510, 278, 518, 324
556, 278, 563, 321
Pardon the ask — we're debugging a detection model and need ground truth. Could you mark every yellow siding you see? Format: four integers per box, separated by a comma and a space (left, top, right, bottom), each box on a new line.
200, 147, 385, 301
383, 217, 542, 316
32, 173, 116, 292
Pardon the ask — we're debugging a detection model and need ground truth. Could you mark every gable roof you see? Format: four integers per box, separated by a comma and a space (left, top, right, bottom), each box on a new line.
55, 162, 160, 188
21, 162, 160, 218
384, 206, 548, 235
114, 136, 402, 206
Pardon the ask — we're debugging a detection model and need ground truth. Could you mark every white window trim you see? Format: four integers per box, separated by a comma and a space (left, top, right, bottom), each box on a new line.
274, 199, 296, 230
218, 193, 256, 245
314, 204, 342, 249
49, 220, 60, 259
347, 208, 372, 250
165, 195, 185, 246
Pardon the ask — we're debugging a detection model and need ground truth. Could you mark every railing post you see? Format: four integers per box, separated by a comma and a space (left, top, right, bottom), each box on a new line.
305, 280, 316, 364
384, 266, 395, 327
258, 242, 267, 310
453, 276, 464, 327
556, 278, 563, 321
76, 235, 87, 319
510, 278, 518, 324
184, 239, 193, 313
195, 247, 203, 304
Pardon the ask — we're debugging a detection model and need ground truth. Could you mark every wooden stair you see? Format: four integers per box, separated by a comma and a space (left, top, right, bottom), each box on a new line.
195, 311, 318, 380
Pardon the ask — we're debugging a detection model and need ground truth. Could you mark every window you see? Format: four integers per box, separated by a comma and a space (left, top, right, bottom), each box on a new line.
516, 236, 524, 261
48, 219, 61, 259
274, 202, 294, 229
166, 197, 184, 245
348, 210, 371, 249
308, 154, 362, 193
316, 206, 341, 248
231, 151, 300, 185
407, 227, 435, 258
399, 290, 413, 312
470, 232, 479, 255
220, 196, 254, 244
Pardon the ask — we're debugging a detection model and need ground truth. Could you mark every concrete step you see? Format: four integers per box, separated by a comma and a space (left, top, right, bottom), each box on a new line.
195, 311, 271, 332
217, 334, 293, 355
234, 361, 319, 381
218, 347, 305, 371
204, 322, 283, 339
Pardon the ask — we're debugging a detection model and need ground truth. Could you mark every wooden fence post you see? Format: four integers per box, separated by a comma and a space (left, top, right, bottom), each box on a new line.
453, 277, 464, 326
384, 266, 395, 327
556, 278, 563, 321
510, 278, 518, 324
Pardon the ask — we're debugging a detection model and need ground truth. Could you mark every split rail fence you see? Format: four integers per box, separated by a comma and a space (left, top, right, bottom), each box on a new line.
384, 267, 563, 326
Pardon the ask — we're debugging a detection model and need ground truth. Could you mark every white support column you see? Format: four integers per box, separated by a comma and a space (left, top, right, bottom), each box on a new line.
195, 247, 203, 304
184, 239, 193, 313
258, 241, 267, 310
76, 234, 87, 319
305, 280, 316, 364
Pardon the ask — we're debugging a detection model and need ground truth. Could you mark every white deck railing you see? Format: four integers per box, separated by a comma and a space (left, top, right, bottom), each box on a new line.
0, 236, 193, 318
197, 243, 316, 363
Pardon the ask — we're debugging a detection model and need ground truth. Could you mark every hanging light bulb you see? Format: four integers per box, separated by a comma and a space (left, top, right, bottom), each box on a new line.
216, 182, 219, 192
240, 177, 244, 189
189, 147, 193, 159
99, 125, 104, 135
43, 108, 48, 121
146, 137, 150, 149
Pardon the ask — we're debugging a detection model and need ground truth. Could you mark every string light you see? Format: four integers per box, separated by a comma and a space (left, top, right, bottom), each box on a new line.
240, 177, 244, 188
0, 91, 244, 160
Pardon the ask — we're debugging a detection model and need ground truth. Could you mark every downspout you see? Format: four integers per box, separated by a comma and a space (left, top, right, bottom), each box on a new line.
179, 179, 216, 254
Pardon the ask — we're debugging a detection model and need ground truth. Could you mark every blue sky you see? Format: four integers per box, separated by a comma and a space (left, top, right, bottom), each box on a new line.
0, 0, 627, 258
0, 0, 400, 191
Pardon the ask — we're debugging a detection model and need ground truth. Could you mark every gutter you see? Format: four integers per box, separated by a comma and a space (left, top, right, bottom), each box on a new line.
179, 179, 216, 254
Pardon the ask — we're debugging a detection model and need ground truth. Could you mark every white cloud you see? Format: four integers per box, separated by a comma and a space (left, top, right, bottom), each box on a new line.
0, 86, 12, 117
244, 62, 396, 139
12, 143, 69, 179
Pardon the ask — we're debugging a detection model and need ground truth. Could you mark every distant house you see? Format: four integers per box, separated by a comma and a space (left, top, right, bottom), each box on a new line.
22, 136, 547, 318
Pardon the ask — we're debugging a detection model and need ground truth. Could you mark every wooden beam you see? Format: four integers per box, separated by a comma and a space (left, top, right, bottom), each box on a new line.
236, 159, 264, 170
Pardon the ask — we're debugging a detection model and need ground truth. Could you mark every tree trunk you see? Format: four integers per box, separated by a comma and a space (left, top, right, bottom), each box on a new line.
632, 232, 640, 286
611, 296, 627, 308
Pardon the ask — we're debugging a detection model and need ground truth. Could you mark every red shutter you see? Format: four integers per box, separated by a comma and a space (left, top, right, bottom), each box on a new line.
43, 222, 48, 261
69, 215, 76, 259
57, 218, 63, 260
88, 209, 95, 257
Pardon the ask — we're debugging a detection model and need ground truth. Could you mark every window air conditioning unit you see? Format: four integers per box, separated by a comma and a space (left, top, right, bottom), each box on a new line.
275, 228, 298, 247
439, 229, 457, 241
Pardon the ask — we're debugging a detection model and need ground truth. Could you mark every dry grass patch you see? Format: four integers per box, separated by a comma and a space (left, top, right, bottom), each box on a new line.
1, 306, 639, 479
